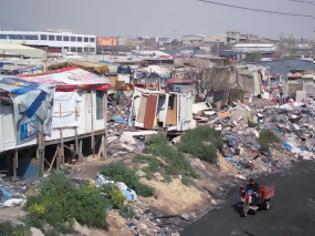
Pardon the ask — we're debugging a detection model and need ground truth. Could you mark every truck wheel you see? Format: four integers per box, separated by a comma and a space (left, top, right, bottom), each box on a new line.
264, 200, 270, 210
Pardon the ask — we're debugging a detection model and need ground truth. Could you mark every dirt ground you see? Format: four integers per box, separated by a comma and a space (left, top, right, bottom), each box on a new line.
73, 211, 132, 236
140, 177, 209, 215
0, 206, 26, 224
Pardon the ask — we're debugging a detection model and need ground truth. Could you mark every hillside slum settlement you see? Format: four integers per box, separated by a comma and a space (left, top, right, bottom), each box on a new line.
0, 52, 315, 235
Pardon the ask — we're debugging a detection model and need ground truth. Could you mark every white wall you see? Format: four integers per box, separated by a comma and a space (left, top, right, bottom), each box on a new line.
0, 91, 106, 153
0, 103, 16, 152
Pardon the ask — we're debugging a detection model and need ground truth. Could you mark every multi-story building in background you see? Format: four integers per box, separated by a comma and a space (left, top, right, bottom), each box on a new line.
0, 30, 96, 54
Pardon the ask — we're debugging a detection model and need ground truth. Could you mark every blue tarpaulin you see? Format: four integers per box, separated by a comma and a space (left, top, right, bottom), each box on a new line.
111, 115, 128, 125
0, 75, 55, 144
0, 186, 13, 202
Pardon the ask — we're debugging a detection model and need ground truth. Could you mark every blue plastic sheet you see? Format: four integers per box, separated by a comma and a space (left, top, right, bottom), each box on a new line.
282, 141, 293, 152
0, 186, 13, 202
111, 115, 128, 125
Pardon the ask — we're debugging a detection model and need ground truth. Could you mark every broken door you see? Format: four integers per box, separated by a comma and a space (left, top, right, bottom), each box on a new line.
144, 95, 158, 129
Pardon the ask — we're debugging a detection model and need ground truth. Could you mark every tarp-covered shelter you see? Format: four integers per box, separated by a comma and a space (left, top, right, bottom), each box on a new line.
0, 43, 46, 59
1, 67, 111, 179
0, 76, 54, 149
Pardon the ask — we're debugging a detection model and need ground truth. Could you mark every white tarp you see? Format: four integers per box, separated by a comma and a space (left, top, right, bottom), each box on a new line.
51, 92, 83, 128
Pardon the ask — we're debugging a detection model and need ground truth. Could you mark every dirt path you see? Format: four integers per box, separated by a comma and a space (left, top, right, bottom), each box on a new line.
182, 161, 315, 236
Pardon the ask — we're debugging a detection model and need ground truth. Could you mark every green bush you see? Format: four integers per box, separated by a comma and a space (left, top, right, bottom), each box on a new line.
134, 154, 164, 180
178, 127, 222, 163
102, 184, 135, 219
100, 162, 154, 197
145, 134, 198, 184
248, 116, 257, 127
25, 173, 110, 235
134, 155, 163, 173
258, 129, 281, 152
0, 222, 30, 236
119, 205, 135, 219
103, 184, 126, 210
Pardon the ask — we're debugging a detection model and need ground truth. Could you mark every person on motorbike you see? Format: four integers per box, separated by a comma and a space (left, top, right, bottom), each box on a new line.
245, 178, 260, 204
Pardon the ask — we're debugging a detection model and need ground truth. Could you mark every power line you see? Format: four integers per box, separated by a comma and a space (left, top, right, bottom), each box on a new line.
197, 0, 315, 19
289, 0, 315, 6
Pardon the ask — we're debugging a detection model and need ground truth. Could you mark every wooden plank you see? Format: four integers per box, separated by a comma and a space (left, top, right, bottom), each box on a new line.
167, 95, 177, 125
13, 150, 18, 177
74, 106, 79, 157
48, 146, 59, 173
60, 128, 64, 165
79, 139, 83, 159
91, 91, 95, 157
144, 95, 158, 129
103, 91, 108, 159
136, 96, 147, 124
98, 136, 104, 157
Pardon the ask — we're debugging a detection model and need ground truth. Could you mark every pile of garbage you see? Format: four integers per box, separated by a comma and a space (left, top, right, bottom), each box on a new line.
0, 182, 27, 208
200, 100, 315, 177
127, 202, 190, 236
96, 174, 137, 201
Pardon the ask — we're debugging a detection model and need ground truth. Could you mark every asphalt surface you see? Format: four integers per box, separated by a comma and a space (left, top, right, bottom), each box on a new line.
182, 161, 315, 236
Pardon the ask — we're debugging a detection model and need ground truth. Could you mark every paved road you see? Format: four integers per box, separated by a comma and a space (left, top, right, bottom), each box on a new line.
182, 161, 315, 236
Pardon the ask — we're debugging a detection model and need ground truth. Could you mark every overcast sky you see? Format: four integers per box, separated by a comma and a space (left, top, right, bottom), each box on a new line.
0, 0, 314, 39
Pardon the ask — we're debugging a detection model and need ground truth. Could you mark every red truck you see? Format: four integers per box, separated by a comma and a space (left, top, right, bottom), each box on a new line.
240, 185, 275, 217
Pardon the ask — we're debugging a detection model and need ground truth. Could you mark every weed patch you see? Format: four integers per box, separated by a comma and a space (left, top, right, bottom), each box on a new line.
258, 129, 281, 152
102, 184, 135, 219
0, 222, 30, 236
25, 173, 110, 235
178, 127, 222, 163
100, 162, 154, 197
144, 134, 197, 184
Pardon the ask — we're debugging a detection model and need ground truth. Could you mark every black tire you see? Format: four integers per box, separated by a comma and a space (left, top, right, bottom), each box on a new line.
264, 200, 271, 210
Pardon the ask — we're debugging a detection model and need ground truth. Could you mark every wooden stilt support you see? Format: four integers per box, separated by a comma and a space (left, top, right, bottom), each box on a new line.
13, 149, 18, 178
102, 91, 108, 159
36, 124, 45, 175
60, 128, 64, 165
79, 139, 83, 160
91, 91, 95, 158
58, 103, 65, 165
98, 136, 104, 157
74, 106, 80, 159
48, 146, 59, 173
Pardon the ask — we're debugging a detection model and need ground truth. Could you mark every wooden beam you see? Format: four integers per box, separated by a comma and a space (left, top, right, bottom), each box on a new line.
13, 150, 18, 177
102, 91, 108, 159
98, 136, 104, 157
91, 91, 95, 157
59, 104, 65, 165
60, 128, 64, 165
48, 146, 59, 173
74, 106, 80, 158
79, 139, 83, 160
36, 124, 45, 174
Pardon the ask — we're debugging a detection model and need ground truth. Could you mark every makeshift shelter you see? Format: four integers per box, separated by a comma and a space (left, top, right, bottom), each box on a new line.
129, 87, 195, 132
47, 61, 110, 75
0, 76, 54, 177
0, 42, 46, 59
0, 67, 111, 179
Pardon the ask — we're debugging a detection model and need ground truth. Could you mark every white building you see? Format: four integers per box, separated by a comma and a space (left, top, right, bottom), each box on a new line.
233, 43, 277, 54
0, 30, 96, 54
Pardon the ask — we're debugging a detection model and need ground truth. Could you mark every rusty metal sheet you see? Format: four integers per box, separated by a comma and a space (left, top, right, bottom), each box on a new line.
144, 95, 158, 129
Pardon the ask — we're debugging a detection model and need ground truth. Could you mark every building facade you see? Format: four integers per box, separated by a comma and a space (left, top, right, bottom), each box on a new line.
0, 30, 96, 54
